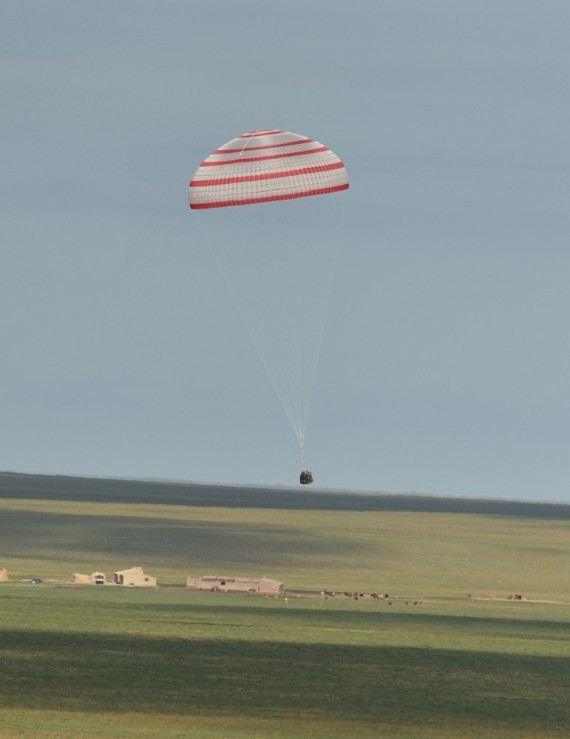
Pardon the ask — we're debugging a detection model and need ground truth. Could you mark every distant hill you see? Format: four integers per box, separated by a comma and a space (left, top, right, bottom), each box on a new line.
1, 471, 568, 518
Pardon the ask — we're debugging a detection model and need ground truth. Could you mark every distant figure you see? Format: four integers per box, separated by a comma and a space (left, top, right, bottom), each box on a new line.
300, 470, 313, 485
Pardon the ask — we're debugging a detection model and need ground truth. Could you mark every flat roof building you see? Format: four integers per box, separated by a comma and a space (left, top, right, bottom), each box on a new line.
114, 566, 157, 587
186, 575, 284, 595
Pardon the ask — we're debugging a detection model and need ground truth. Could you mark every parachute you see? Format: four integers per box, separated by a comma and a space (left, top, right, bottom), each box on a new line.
189, 130, 349, 483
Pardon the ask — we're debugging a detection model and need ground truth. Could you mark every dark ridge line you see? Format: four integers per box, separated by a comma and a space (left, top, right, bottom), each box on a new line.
0, 471, 569, 518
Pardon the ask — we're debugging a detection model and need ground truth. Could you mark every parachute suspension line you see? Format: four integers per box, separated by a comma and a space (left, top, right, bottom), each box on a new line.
288, 260, 307, 444
264, 239, 307, 448
208, 241, 305, 446
293, 195, 348, 452
204, 194, 346, 471
299, 436, 307, 471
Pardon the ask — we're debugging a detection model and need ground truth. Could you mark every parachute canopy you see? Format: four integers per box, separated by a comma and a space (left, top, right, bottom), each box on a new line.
189, 129, 349, 481
189, 129, 349, 210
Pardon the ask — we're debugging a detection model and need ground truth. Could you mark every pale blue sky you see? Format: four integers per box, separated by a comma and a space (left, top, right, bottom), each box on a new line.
1, 1, 569, 500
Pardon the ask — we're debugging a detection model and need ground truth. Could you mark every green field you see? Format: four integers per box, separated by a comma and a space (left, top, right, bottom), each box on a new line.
0, 472, 569, 737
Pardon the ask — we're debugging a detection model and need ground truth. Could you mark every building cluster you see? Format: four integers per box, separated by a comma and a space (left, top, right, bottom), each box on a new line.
72, 566, 157, 587
0, 565, 284, 594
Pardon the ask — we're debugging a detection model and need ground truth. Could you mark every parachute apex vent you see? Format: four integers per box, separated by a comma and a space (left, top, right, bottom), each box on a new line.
300, 470, 314, 485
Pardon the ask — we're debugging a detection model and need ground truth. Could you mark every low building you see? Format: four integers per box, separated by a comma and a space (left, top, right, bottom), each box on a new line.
259, 577, 285, 595
0, 568, 9, 582
72, 573, 91, 584
72, 571, 107, 585
113, 566, 157, 587
186, 575, 284, 595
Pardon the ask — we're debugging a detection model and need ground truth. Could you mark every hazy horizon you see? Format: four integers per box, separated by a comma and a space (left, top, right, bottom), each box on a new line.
2, 468, 570, 508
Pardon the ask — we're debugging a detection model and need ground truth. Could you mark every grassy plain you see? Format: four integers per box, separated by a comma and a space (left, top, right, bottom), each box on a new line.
0, 472, 569, 737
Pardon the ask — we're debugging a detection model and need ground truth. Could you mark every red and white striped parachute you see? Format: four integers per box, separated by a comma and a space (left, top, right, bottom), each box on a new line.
188, 129, 349, 484
189, 129, 349, 209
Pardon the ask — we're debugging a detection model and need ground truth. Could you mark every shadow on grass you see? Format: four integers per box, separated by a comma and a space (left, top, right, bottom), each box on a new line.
143, 601, 570, 639
7, 593, 568, 641
0, 509, 366, 565
0, 628, 568, 733
2, 472, 569, 518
